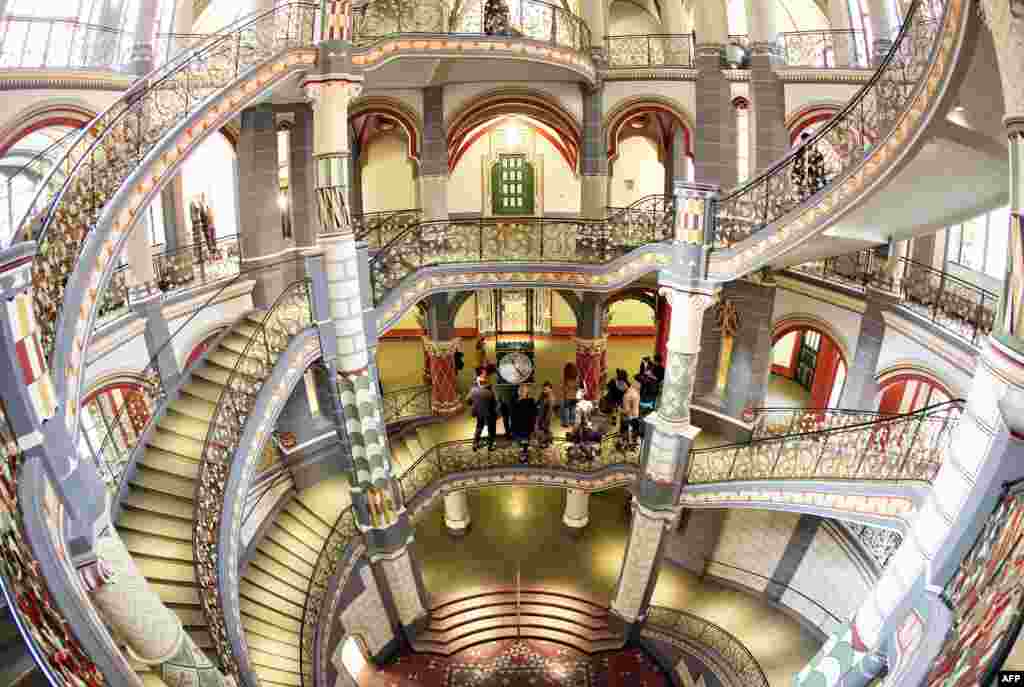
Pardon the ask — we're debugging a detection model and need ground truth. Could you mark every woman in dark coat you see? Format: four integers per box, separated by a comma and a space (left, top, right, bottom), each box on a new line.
535, 382, 554, 447
510, 384, 538, 463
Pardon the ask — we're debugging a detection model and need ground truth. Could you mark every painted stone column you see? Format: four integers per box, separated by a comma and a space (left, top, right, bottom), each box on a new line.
746, 0, 788, 173
720, 275, 776, 418
610, 185, 718, 637
694, 0, 734, 187
238, 103, 287, 307
443, 491, 471, 535
420, 86, 448, 221
581, 84, 608, 219
575, 337, 607, 401
562, 489, 590, 533
305, 65, 431, 644
423, 338, 462, 416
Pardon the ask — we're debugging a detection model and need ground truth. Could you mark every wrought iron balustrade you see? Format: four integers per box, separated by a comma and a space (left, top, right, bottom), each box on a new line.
604, 34, 694, 68
748, 406, 898, 439
713, 0, 941, 248
779, 29, 868, 67
194, 280, 313, 679
367, 211, 674, 305
301, 432, 640, 684
789, 251, 998, 345
0, 403, 107, 687
0, 14, 134, 69
351, 0, 591, 51
353, 208, 423, 249
381, 385, 432, 424
687, 400, 962, 484
838, 520, 903, 569
642, 606, 769, 687
18, 2, 318, 361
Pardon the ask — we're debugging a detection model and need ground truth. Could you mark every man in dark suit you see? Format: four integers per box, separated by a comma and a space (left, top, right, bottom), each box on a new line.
471, 383, 498, 451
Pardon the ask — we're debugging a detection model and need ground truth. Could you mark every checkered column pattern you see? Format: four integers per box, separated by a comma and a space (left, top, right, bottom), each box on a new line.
574, 337, 606, 401
423, 337, 462, 416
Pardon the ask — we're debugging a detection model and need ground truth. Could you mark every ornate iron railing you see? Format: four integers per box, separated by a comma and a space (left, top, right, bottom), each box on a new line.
351, 0, 591, 51
837, 521, 903, 569
0, 401, 108, 687
748, 407, 898, 439
789, 250, 999, 345
779, 29, 869, 67
0, 14, 134, 69
353, 208, 423, 249
300, 432, 640, 685
368, 210, 674, 305
687, 400, 962, 484
605, 193, 676, 227
95, 234, 241, 326
17, 2, 317, 361
713, 0, 941, 248
604, 33, 694, 68
381, 385, 432, 424
642, 606, 769, 687
194, 280, 312, 679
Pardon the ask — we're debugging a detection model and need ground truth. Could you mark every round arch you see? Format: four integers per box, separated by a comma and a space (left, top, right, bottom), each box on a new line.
875, 364, 957, 413
0, 102, 95, 157
785, 103, 844, 143
771, 315, 850, 408
350, 96, 423, 164
446, 89, 582, 174
771, 314, 853, 365
604, 287, 658, 312
604, 96, 695, 165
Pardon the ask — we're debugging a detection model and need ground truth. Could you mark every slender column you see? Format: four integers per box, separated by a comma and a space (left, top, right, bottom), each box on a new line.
840, 288, 888, 409
291, 104, 318, 249
305, 70, 430, 642
864, 0, 894, 63
124, 222, 156, 298
421, 86, 448, 220
238, 103, 287, 307
884, 238, 909, 289
128, 0, 160, 74
998, 118, 1024, 349
562, 489, 590, 533
575, 293, 607, 399
581, 84, 608, 219
131, 296, 180, 388
827, 0, 856, 66
443, 491, 471, 535
720, 276, 776, 417
350, 128, 365, 221
161, 174, 188, 253
580, 0, 607, 59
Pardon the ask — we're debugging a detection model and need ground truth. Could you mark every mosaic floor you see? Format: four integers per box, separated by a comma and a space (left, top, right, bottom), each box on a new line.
359, 640, 669, 687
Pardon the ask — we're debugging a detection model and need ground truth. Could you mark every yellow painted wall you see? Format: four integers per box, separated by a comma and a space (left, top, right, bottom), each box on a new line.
609, 136, 665, 206
552, 292, 577, 329
447, 122, 580, 214
455, 294, 477, 329
608, 299, 655, 327
608, 0, 663, 33
361, 133, 417, 212
773, 331, 798, 367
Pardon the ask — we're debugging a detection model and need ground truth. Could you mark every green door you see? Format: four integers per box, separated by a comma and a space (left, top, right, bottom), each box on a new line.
492, 155, 534, 215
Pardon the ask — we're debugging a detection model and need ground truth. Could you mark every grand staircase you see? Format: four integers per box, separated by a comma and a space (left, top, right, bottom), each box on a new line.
239, 475, 351, 687
115, 313, 266, 669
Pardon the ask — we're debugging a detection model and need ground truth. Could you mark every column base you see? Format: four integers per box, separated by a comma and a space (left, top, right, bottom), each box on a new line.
444, 516, 471, 537
431, 399, 463, 417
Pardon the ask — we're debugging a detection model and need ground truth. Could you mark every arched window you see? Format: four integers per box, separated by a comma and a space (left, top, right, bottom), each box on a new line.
733, 97, 750, 183
877, 373, 951, 414
491, 154, 535, 215
79, 379, 155, 486
277, 122, 293, 240
771, 326, 847, 407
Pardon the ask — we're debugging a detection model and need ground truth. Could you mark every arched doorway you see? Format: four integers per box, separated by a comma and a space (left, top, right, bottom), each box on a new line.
605, 100, 694, 204
876, 370, 952, 414
770, 325, 847, 408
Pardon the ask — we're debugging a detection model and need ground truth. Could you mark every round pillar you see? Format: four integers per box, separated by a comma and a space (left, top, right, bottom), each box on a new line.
575, 336, 607, 401
424, 337, 462, 416
562, 489, 590, 533
444, 490, 471, 535
125, 220, 156, 298
883, 239, 909, 291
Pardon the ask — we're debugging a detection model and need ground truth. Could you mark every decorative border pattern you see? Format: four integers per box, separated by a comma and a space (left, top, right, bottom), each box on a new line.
0, 68, 133, 91
679, 489, 916, 526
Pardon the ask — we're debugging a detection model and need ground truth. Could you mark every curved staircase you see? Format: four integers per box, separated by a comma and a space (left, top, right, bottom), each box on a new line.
413, 589, 624, 656
115, 313, 267, 663
239, 475, 350, 687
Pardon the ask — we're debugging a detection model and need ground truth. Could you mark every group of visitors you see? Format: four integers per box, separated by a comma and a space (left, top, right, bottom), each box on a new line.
466, 352, 666, 460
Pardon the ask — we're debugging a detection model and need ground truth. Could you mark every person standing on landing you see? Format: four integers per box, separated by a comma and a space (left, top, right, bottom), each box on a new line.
471, 382, 498, 451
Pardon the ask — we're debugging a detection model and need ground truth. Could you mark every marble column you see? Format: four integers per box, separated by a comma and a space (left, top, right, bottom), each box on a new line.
423, 338, 462, 416
238, 103, 287, 307
420, 86, 448, 220
443, 491, 471, 535
581, 84, 608, 219
305, 68, 430, 642
575, 293, 607, 400
562, 489, 590, 533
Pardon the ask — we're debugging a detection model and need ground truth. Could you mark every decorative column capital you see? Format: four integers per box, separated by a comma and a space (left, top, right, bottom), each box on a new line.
422, 337, 461, 357
301, 75, 364, 106
573, 336, 608, 354
658, 287, 717, 314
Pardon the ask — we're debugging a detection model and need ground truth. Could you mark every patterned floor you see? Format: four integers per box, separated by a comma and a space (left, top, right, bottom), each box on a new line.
359, 640, 669, 687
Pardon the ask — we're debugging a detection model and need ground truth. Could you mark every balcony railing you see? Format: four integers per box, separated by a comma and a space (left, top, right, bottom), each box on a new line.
687, 400, 962, 484
789, 250, 999, 346
604, 33, 694, 68
351, 0, 591, 52
96, 234, 242, 326
748, 406, 898, 439
353, 208, 423, 249
779, 29, 869, 67
0, 15, 134, 69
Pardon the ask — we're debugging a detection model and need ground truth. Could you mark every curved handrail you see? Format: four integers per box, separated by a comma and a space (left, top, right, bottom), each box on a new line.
713, 0, 942, 248
687, 399, 963, 484
642, 605, 769, 687
381, 384, 433, 424
17, 2, 318, 360
367, 195, 676, 305
351, 0, 591, 52
746, 406, 899, 439
778, 29, 869, 67
194, 280, 312, 680
300, 432, 641, 686
353, 208, 423, 248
